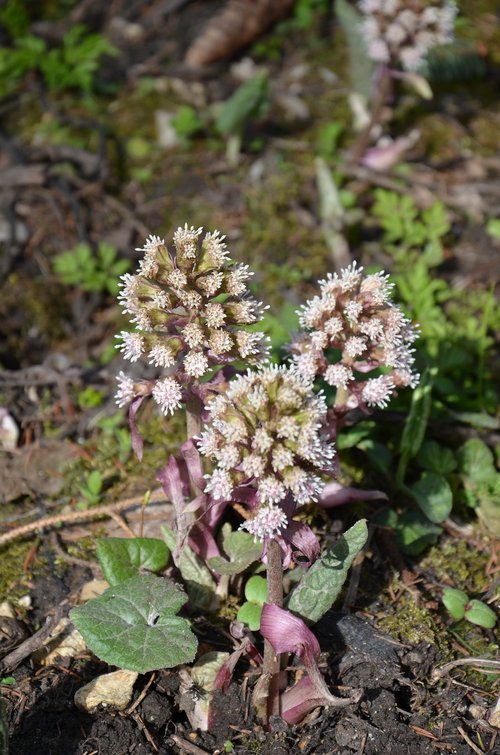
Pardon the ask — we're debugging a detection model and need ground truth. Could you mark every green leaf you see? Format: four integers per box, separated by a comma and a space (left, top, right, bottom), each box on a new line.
86, 470, 103, 496
336, 421, 375, 450
447, 411, 499, 430
208, 528, 262, 575
287, 520, 368, 623
417, 441, 457, 475
442, 587, 468, 620
96, 537, 170, 586
394, 510, 441, 555
397, 368, 435, 484
216, 74, 269, 136
237, 601, 263, 631
316, 121, 343, 159
98, 242, 117, 267
486, 218, 500, 239
422, 201, 450, 239
335, 0, 374, 99
464, 599, 497, 629
70, 574, 197, 673
172, 105, 203, 139
161, 525, 216, 610
458, 438, 497, 487
244, 576, 267, 605
410, 472, 453, 523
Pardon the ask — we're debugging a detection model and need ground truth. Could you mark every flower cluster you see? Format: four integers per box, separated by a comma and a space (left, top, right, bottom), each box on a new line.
197, 366, 334, 540
291, 262, 419, 410
115, 227, 269, 415
358, 0, 456, 71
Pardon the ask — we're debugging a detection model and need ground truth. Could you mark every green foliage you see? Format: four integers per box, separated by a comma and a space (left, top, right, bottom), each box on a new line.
485, 218, 500, 239
53, 242, 130, 295
416, 441, 457, 476
77, 469, 103, 506
70, 574, 198, 673
161, 525, 216, 610
237, 576, 268, 631
172, 105, 204, 142
216, 74, 269, 137
0, 0, 30, 37
442, 587, 497, 629
96, 537, 170, 585
335, 0, 373, 99
316, 122, 344, 159
208, 524, 263, 576
464, 600, 497, 630
260, 302, 300, 353
372, 189, 450, 267
410, 472, 453, 524
457, 438, 500, 537
397, 368, 435, 485
442, 587, 469, 620
378, 509, 442, 555
424, 40, 487, 83
93, 413, 132, 464
287, 520, 368, 623
292, 0, 330, 29
0, 24, 117, 98
41, 25, 116, 94
77, 386, 105, 410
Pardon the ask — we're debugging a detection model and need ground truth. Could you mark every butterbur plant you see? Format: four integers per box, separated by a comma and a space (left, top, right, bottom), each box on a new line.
358, 0, 456, 73
347, 0, 457, 162
291, 262, 419, 421
114, 227, 268, 441
71, 225, 419, 727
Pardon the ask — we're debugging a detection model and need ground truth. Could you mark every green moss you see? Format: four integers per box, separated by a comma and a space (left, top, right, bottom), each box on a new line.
420, 539, 489, 595
0, 273, 67, 365
242, 162, 330, 308
377, 587, 442, 647
0, 541, 38, 600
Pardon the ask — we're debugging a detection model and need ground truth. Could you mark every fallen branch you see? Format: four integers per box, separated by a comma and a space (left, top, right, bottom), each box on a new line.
0, 490, 166, 547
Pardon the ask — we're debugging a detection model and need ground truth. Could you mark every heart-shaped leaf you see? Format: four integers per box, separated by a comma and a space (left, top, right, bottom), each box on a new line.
394, 510, 442, 554
417, 441, 457, 475
96, 538, 170, 585
70, 573, 197, 673
287, 520, 368, 623
411, 472, 453, 523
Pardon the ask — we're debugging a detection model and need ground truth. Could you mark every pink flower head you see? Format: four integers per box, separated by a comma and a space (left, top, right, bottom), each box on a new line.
291, 262, 419, 411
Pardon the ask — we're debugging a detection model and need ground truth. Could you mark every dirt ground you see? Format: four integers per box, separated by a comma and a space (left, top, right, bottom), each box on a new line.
1, 1, 499, 753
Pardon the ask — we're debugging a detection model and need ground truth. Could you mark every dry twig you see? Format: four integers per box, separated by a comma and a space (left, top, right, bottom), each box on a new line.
0, 491, 166, 547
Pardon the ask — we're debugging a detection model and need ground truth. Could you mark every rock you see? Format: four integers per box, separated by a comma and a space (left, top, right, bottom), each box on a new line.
74, 669, 139, 713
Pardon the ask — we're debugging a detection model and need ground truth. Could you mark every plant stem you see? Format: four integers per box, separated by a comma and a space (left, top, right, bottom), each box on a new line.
185, 390, 203, 440
263, 538, 284, 716
349, 65, 392, 164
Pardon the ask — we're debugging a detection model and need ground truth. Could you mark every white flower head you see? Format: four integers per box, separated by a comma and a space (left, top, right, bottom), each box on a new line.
291, 262, 419, 410
114, 225, 269, 417
152, 377, 183, 415
116, 331, 144, 362
241, 504, 288, 542
115, 371, 136, 408
199, 366, 334, 511
359, 0, 457, 71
